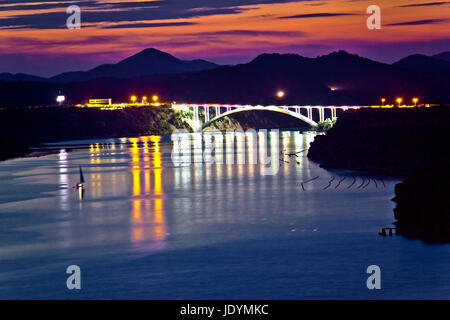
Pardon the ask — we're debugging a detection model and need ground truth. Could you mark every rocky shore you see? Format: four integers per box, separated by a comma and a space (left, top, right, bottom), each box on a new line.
308, 106, 450, 242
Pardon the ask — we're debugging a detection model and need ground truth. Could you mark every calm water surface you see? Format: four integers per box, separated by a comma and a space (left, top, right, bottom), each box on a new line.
0, 131, 449, 299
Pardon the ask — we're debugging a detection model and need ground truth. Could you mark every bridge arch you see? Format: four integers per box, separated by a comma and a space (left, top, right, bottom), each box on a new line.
201, 106, 318, 129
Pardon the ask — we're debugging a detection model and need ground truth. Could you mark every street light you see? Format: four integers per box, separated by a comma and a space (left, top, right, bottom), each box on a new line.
396, 97, 403, 107
131, 95, 137, 103
412, 98, 419, 106
142, 96, 147, 104
152, 95, 159, 102
381, 98, 386, 106
56, 95, 65, 105
276, 90, 285, 98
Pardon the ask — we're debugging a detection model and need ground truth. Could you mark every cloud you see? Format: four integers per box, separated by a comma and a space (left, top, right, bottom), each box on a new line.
278, 12, 356, 19
2, 34, 126, 47
0, 1, 251, 29
0, 1, 95, 12
0, 11, 70, 29
192, 30, 308, 37
0, 0, 307, 25
0, 7, 241, 29
0, 0, 316, 30
102, 21, 197, 29
397, 1, 449, 7
305, 1, 328, 6
385, 19, 448, 26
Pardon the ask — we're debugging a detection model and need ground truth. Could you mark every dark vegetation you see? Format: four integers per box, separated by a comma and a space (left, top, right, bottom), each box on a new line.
311, 118, 336, 132
308, 106, 450, 242
0, 106, 190, 161
393, 164, 450, 242
308, 106, 449, 177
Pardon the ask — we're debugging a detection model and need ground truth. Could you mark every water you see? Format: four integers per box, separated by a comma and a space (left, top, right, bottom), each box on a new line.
0, 131, 449, 299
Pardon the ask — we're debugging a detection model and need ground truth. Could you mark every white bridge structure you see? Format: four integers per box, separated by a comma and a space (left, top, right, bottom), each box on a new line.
172, 104, 361, 131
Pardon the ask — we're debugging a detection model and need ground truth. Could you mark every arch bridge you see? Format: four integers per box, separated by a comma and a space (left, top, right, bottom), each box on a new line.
172, 104, 361, 131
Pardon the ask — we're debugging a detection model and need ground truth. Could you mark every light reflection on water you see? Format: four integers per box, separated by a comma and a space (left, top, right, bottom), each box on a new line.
128, 136, 166, 250
6, 131, 450, 299
0, 130, 374, 257
58, 149, 69, 211
62, 131, 317, 253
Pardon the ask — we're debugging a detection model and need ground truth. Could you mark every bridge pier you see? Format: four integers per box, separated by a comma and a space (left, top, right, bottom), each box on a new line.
192, 105, 202, 132
306, 107, 312, 121
318, 107, 325, 122
193, 105, 199, 122
204, 105, 210, 123
331, 107, 336, 119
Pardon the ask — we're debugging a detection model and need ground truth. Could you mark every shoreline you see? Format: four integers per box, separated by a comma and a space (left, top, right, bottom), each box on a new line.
0, 106, 191, 162
23, 149, 63, 159
307, 106, 450, 243
1, 125, 317, 163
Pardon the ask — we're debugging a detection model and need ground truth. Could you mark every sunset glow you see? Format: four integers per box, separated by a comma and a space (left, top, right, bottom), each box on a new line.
0, 0, 448, 76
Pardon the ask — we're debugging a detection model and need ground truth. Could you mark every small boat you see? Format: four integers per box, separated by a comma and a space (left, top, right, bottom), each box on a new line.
75, 166, 85, 189
75, 166, 85, 200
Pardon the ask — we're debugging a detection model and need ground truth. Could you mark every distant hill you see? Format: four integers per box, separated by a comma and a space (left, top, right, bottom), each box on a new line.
0, 50, 449, 107
0, 73, 46, 83
433, 51, 450, 62
48, 48, 218, 83
143, 50, 449, 105
393, 53, 450, 73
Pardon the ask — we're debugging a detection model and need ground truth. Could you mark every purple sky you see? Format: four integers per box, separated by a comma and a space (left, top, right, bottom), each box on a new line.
0, 0, 448, 76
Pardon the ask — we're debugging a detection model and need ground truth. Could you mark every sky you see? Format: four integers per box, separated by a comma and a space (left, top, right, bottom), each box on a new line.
0, 0, 449, 77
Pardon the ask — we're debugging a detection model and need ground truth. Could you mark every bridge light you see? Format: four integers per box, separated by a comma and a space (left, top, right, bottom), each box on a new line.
381, 98, 386, 106
412, 98, 419, 106
396, 97, 403, 107
276, 91, 285, 98
152, 95, 159, 102
131, 95, 137, 103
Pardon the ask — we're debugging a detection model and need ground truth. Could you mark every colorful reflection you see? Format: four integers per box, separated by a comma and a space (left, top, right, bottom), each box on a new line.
58, 149, 69, 211
171, 130, 313, 225
89, 143, 103, 198
129, 136, 167, 250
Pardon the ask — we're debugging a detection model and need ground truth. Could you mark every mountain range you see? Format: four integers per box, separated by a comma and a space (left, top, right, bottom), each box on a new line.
1, 48, 449, 84
0, 48, 218, 83
393, 52, 450, 74
0, 48, 448, 107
